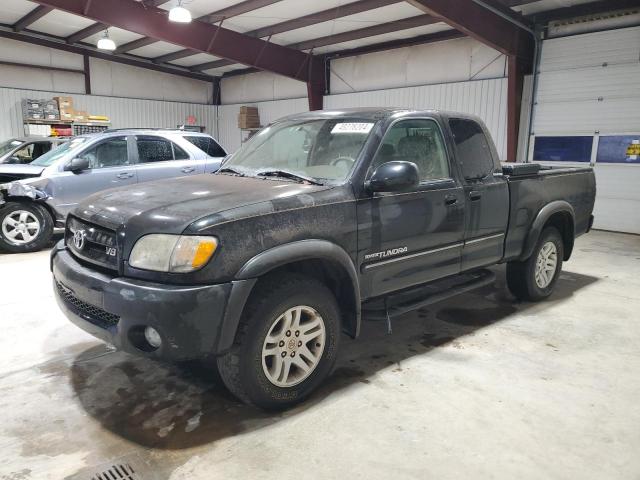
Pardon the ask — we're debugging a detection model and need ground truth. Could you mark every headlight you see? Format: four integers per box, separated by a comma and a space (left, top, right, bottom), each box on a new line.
129, 234, 218, 273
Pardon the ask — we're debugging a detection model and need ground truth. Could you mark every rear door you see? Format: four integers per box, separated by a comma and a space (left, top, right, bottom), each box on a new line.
182, 135, 227, 173
50, 135, 137, 215
134, 134, 203, 182
448, 118, 509, 271
358, 117, 465, 298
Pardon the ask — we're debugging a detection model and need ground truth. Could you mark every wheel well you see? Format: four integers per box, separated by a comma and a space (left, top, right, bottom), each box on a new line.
544, 211, 574, 260
255, 259, 359, 339
1, 196, 56, 223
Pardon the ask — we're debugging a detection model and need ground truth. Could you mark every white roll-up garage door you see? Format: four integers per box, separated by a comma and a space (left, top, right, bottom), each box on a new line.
530, 26, 640, 234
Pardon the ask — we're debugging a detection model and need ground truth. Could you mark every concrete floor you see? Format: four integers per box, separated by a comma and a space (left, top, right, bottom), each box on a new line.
0, 230, 639, 480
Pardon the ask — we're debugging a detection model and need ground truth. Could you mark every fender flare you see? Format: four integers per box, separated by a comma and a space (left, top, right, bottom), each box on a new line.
520, 200, 575, 261
217, 240, 362, 352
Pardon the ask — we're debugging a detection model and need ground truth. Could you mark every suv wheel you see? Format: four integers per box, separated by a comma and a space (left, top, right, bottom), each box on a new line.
507, 226, 564, 301
0, 202, 53, 253
217, 274, 341, 409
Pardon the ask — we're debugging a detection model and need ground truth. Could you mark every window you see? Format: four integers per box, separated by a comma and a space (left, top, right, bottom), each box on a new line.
224, 118, 376, 183
78, 137, 129, 169
136, 136, 189, 162
31, 137, 87, 167
11, 144, 34, 164
596, 135, 640, 164
449, 118, 496, 180
533, 136, 592, 162
371, 119, 450, 182
184, 135, 226, 157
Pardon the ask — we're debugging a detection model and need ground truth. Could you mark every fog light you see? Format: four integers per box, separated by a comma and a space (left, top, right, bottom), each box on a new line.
144, 327, 162, 349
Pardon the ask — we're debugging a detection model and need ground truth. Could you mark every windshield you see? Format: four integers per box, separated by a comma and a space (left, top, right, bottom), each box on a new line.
223, 118, 377, 183
0, 139, 23, 156
31, 137, 87, 166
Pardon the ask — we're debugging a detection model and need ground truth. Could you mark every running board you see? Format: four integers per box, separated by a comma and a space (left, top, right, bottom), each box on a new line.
362, 269, 496, 321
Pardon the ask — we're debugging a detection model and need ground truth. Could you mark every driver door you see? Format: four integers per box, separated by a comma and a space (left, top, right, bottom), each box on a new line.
357, 118, 465, 298
50, 135, 137, 216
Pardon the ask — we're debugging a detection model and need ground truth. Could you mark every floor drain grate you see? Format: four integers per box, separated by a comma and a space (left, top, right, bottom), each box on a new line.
65, 454, 158, 480
91, 463, 140, 480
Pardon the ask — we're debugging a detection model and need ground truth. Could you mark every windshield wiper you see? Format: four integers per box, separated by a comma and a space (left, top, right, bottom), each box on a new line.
257, 170, 324, 185
217, 166, 246, 176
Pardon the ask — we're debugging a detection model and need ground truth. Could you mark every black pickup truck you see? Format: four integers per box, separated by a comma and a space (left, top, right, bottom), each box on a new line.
51, 109, 596, 409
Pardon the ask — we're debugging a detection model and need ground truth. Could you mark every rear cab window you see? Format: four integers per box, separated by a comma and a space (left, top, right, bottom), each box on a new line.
449, 118, 497, 181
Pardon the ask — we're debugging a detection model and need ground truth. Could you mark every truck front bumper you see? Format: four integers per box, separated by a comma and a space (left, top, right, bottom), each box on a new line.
51, 243, 255, 360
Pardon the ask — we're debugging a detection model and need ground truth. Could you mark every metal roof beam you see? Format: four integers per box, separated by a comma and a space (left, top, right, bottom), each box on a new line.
12, 5, 53, 32
0, 27, 215, 82
191, 13, 440, 72
407, 0, 534, 60
118, 0, 283, 55
528, 0, 640, 25
65, 0, 169, 44
31, 0, 324, 87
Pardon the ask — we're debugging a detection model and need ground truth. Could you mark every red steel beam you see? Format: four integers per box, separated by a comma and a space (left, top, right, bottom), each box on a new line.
506, 55, 525, 162
65, 0, 169, 44
191, 13, 440, 72
155, 0, 403, 64
31, 0, 324, 88
407, 0, 534, 60
12, 5, 53, 31
118, 0, 284, 55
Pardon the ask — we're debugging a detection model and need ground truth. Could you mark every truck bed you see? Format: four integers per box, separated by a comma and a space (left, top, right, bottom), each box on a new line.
502, 163, 596, 261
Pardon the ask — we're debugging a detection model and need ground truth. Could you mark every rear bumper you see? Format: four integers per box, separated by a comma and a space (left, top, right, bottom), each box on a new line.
51, 243, 254, 360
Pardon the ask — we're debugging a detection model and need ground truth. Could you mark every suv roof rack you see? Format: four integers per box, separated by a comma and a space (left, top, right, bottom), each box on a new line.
102, 127, 200, 133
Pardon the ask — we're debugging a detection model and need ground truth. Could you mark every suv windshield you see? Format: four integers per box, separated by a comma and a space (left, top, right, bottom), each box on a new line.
0, 139, 23, 156
222, 118, 377, 183
31, 137, 87, 167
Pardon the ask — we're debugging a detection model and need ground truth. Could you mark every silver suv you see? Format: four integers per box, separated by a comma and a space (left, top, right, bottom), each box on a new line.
0, 129, 226, 253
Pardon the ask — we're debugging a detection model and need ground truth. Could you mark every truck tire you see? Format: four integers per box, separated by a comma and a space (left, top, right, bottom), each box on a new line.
507, 226, 564, 301
0, 202, 53, 253
217, 273, 341, 409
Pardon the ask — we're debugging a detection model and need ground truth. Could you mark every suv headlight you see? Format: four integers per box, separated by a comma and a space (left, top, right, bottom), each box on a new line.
129, 234, 218, 273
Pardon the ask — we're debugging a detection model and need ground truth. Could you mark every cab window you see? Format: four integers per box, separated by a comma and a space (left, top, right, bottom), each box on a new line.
449, 118, 495, 181
371, 119, 450, 182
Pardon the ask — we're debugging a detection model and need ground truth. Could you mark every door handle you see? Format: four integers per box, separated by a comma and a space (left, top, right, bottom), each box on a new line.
116, 172, 134, 179
181, 166, 196, 173
469, 191, 482, 201
444, 194, 458, 206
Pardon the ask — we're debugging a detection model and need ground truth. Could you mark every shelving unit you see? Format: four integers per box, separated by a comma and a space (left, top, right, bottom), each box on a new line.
23, 118, 111, 137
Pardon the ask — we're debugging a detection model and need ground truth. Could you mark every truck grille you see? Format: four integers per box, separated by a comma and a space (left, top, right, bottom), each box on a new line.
55, 280, 120, 328
66, 216, 119, 271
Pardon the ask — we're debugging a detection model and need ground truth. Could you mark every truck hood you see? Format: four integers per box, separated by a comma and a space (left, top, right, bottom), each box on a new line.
0, 164, 46, 183
74, 173, 334, 235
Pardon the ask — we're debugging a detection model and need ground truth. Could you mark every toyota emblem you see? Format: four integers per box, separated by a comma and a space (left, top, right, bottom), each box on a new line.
73, 229, 86, 250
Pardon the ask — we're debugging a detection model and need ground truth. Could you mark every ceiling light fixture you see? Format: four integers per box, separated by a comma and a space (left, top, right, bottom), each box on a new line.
169, 0, 192, 23
97, 30, 116, 51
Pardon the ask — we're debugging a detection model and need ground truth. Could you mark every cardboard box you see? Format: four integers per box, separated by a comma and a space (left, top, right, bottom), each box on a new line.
54, 96, 74, 110
239, 106, 258, 115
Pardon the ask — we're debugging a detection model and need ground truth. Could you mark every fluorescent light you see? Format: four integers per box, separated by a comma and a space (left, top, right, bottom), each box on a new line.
169, 4, 192, 23
97, 30, 116, 51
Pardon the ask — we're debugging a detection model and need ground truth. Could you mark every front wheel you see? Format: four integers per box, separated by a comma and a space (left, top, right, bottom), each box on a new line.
507, 226, 564, 301
0, 202, 53, 253
217, 274, 341, 409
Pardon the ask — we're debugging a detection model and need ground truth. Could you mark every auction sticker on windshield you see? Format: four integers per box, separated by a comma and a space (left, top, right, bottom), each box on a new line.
332, 123, 374, 134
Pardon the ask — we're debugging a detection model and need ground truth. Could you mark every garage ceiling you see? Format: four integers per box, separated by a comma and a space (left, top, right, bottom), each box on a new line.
0, 0, 618, 80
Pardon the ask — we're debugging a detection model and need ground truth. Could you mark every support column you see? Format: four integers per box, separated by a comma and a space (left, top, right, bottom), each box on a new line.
307, 82, 324, 111
83, 54, 91, 95
507, 55, 525, 162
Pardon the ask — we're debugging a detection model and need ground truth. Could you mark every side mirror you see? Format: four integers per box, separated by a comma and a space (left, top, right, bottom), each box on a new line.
66, 156, 90, 173
366, 161, 420, 193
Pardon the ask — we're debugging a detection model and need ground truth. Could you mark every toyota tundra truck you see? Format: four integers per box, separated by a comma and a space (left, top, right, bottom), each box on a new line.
51, 109, 596, 409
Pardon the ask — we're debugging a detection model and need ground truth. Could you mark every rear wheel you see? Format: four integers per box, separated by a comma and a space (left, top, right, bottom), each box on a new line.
0, 202, 53, 253
217, 274, 341, 409
507, 226, 564, 301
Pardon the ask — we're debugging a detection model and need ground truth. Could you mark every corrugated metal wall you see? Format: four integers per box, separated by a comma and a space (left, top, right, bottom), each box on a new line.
0, 86, 217, 141
218, 78, 508, 159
